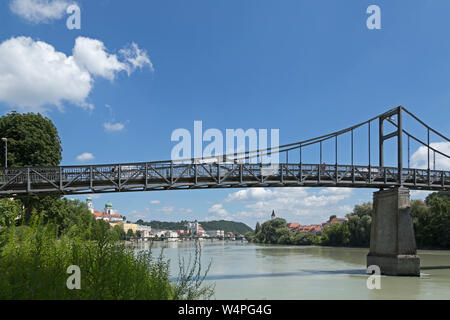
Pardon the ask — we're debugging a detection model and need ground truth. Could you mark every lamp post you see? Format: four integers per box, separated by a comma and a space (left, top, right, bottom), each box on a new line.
1, 138, 7, 168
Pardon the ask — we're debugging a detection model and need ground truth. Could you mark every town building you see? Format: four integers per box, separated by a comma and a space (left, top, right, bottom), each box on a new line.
206, 230, 224, 238
123, 223, 138, 234
86, 198, 124, 224
137, 225, 152, 238
186, 221, 206, 236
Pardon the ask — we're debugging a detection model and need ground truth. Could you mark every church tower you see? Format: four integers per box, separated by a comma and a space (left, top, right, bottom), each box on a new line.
86, 197, 94, 213
271, 210, 276, 220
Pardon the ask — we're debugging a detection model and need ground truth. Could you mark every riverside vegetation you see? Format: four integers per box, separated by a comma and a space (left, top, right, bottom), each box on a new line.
0, 112, 213, 300
0, 198, 214, 300
245, 191, 450, 249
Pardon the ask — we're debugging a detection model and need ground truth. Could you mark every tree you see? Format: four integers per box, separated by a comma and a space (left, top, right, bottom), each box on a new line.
255, 222, 261, 233
320, 222, 350, 246
346, 202, 372, 247
353, 202, 373, 217
329, 215, 337, 221
0, 112, 62, 167
292, 232, 317, 245
255, 218, 289, 244
126, 229, 135, 239
0, 112, 63, 222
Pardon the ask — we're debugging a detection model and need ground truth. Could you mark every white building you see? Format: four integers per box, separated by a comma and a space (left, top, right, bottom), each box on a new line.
87, 198, 123, 223
137, 225, 152, 238
166, 231, 179, 238
186, 221, 206, 236
206, 230, 224, 238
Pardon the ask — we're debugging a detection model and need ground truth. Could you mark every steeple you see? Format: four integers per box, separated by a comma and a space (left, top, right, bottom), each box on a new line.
271, 210, 275, 220
86, 197, 94, 213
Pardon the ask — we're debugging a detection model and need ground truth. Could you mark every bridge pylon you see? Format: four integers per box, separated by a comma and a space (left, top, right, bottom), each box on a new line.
367, 187, 420, 276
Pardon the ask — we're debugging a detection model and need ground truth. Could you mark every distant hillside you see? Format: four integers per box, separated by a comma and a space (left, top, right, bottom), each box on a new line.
135, 219, 253, 234
200, 220, 253, 234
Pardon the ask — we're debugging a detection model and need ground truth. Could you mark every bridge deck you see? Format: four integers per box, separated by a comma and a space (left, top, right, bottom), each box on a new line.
0, 162, 448, 198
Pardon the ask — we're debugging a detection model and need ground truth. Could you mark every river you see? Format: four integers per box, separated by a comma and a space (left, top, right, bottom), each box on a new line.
134, 241, 450, 300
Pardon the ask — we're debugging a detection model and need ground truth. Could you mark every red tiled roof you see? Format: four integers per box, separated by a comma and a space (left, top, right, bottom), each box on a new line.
93, 210, 105, 218
330, 218, 347, 224
287, 223, 300, 229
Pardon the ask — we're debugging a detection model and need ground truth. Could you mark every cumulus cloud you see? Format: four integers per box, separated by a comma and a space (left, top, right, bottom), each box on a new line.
0, 36, 153, 112
208, 204, 229, 217
411, 142, 450, 170
76, 152, 94, 162
0, 36, 92, 112
73, 37, 128, 81
10, 0, 72, 23
207, 187, 354, 226
225, 188, 274, 202
150, 200, 161, 205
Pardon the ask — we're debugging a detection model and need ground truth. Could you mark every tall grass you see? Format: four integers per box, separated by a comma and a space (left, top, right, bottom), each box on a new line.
0, 215, 214, 300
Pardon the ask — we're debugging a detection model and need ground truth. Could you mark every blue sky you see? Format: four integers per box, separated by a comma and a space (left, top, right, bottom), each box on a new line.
1, 0, 449, 227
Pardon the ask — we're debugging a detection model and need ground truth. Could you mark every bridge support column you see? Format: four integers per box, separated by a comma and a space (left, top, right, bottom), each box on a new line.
367, 187, 420, 276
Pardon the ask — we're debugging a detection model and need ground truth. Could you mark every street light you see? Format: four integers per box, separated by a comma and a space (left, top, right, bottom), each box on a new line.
1, 138, 7, 168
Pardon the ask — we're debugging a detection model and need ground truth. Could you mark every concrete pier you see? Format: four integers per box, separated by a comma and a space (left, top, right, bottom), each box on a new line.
367, 187, 420, 276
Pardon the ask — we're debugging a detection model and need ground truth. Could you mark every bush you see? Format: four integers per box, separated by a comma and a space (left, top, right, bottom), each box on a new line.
0, 215, 214, 300
320, 222, 350, 246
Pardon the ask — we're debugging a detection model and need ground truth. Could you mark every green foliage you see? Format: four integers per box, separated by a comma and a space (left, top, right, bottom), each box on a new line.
320, 222, 350, 246
412, 193, 450, 248
0, 112, 62, 167
136, 219, 253, 235
127, 228, 135, 238
0, 213, 214, 300
0, 199, 23, 228
0, 112, 64, 223
172, 242, 215, 300
253, 218, 290, 244
425, 191, 450, 206
292, 232, 318, 245
346, 202, 372, 247
244, 231, 254, 242
0, 198, 214, 300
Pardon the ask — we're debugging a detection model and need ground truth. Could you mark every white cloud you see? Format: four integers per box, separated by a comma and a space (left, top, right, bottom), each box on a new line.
73, 37, 128, 81
411, 142, 450, 170
150, 200, 161, 205
76, 152, 94, 162
208, 204, 229, 217
225, 188, 274, 202
0, 36, 92, 112
10, 0, 72, 24
103, 122, 125, 132
119, 42, 154, 73
156, 206, 193, 215
410, 190, 433, 200
207, 187, 353, 226
0, 36, 153, 112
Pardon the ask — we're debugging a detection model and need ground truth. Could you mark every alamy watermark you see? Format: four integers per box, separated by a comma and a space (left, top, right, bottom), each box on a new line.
66, 4, 81, 30
171, 121, 280, 167
367, 5, 381, 30
366, 265, 381, 290
66, 265, 81, 290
